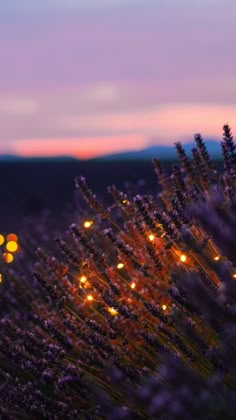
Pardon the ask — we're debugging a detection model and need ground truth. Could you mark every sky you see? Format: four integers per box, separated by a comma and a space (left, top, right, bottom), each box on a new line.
0, 0, 236, 158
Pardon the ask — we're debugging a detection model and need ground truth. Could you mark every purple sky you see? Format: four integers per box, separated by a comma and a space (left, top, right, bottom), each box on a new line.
0, 0, 236, 158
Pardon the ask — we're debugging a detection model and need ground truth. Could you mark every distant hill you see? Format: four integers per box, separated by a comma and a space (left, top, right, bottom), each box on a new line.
95, 139, 222, 161
0, 155, 77, 162
0, 154, 21, 161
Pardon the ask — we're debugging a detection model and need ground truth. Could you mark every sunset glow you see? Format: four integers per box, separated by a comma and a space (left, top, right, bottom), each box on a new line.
0, 1, 236, 158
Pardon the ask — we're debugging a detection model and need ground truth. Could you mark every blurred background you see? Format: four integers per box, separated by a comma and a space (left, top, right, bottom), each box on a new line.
0, 0, 235, 231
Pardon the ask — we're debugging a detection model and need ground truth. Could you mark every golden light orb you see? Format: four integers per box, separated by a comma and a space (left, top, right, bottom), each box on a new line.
148, 234, 155, 242
6, 241, 18, 253
108, 307, 118, 316
213, 256, 220, 261
117, 262, 124, 269
3, 252, 14, 263
162, 304, 167, 311
0, 234, 5, 246
232, 273, 236, 279
131, 282, 136, 289
6, 233, 18, 242
87, 295, 93, 301
0, 273, 2, 283
80, 275, 87, 283
180, 254, 187, 263
83, 220, 93, 229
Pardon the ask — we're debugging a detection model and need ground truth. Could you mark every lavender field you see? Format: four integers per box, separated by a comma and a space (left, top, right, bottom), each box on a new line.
0, 126, 236, 419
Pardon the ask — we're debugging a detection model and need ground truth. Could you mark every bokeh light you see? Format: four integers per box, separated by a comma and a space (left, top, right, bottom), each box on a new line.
3, 252, 14, 263
108, 307, 118, 316
6, 241, 18, 253
0, 234, 5, 246
83, 220, 93, 229
117, 262, 124, 269
6, 233, 18, 242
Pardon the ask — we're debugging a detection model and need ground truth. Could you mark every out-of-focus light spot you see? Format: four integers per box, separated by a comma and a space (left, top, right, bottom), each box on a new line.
83, 220, 93, 229
0, 235, 5, 246
117, 262, 124, 269
0, 273, 2, 283
232, 273, 236, 279
80, 275, 87, 283
87, 295, 93, 301
162, 304, 167, 311
121, 199, 129, 205
6, 241, 18, 253
213, 256, 220, 261
180, 254, 187, 263
6, 233, 18, 242
108, 307, 118, 316
3, 252, 14, 263
80, 275, 90, 288
131, 282, 136, 289
149, 234, 155, 242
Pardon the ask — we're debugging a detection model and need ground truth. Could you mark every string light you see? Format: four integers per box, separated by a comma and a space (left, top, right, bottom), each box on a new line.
3, 253, 14, 263
162, 304, 167, 311
108, 307, 118, 316
83, 220, 93, 229
131, 282, 136, 289
80, 275, 90, 289
0, 234, 5, 246
121, 199, 129, 205
0, 273, 2, 283
117, 262, 124, 269
148, 234, 155, 242
213, 256, 220, 261
86, 295, 93, 301
180, 254, 187, 263
232, 274, 236, 279
6, 241, 18, 253
80, 275, 87, 283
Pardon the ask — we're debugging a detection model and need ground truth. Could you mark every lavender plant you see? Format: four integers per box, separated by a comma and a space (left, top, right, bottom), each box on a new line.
0, 124, 236, 419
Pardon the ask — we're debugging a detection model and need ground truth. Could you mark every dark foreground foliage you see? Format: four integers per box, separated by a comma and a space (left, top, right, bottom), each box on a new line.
0, 125, 236, 419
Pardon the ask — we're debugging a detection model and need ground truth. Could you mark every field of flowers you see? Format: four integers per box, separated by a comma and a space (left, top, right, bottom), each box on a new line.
0, 125, 236, 419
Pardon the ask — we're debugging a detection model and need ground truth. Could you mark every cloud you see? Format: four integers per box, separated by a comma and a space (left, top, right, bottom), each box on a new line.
81, 83, 122, 104
0, 98, 39, 115
56, 103, 236, 143
1, 100, 236, 158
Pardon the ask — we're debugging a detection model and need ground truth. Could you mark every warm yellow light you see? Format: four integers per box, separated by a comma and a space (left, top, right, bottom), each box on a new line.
213, 256, 220, 261
80, 275, 87, 283
149, 234, 155, 242
180, 254, 187, 263
6, 233, 18, 242
0, 235, 5, 246
83, 220, 93, 229
122, 199, 129, 205
87, 295, 93, 301
162, 304, 167, 311
0, 273, 2, 283
6, 241, 18, 253
3, 252, 14, 263
131, 282, 136, 289
117, 262, 124, 269
233, 273, 236, 279
108, 307, 118, 316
